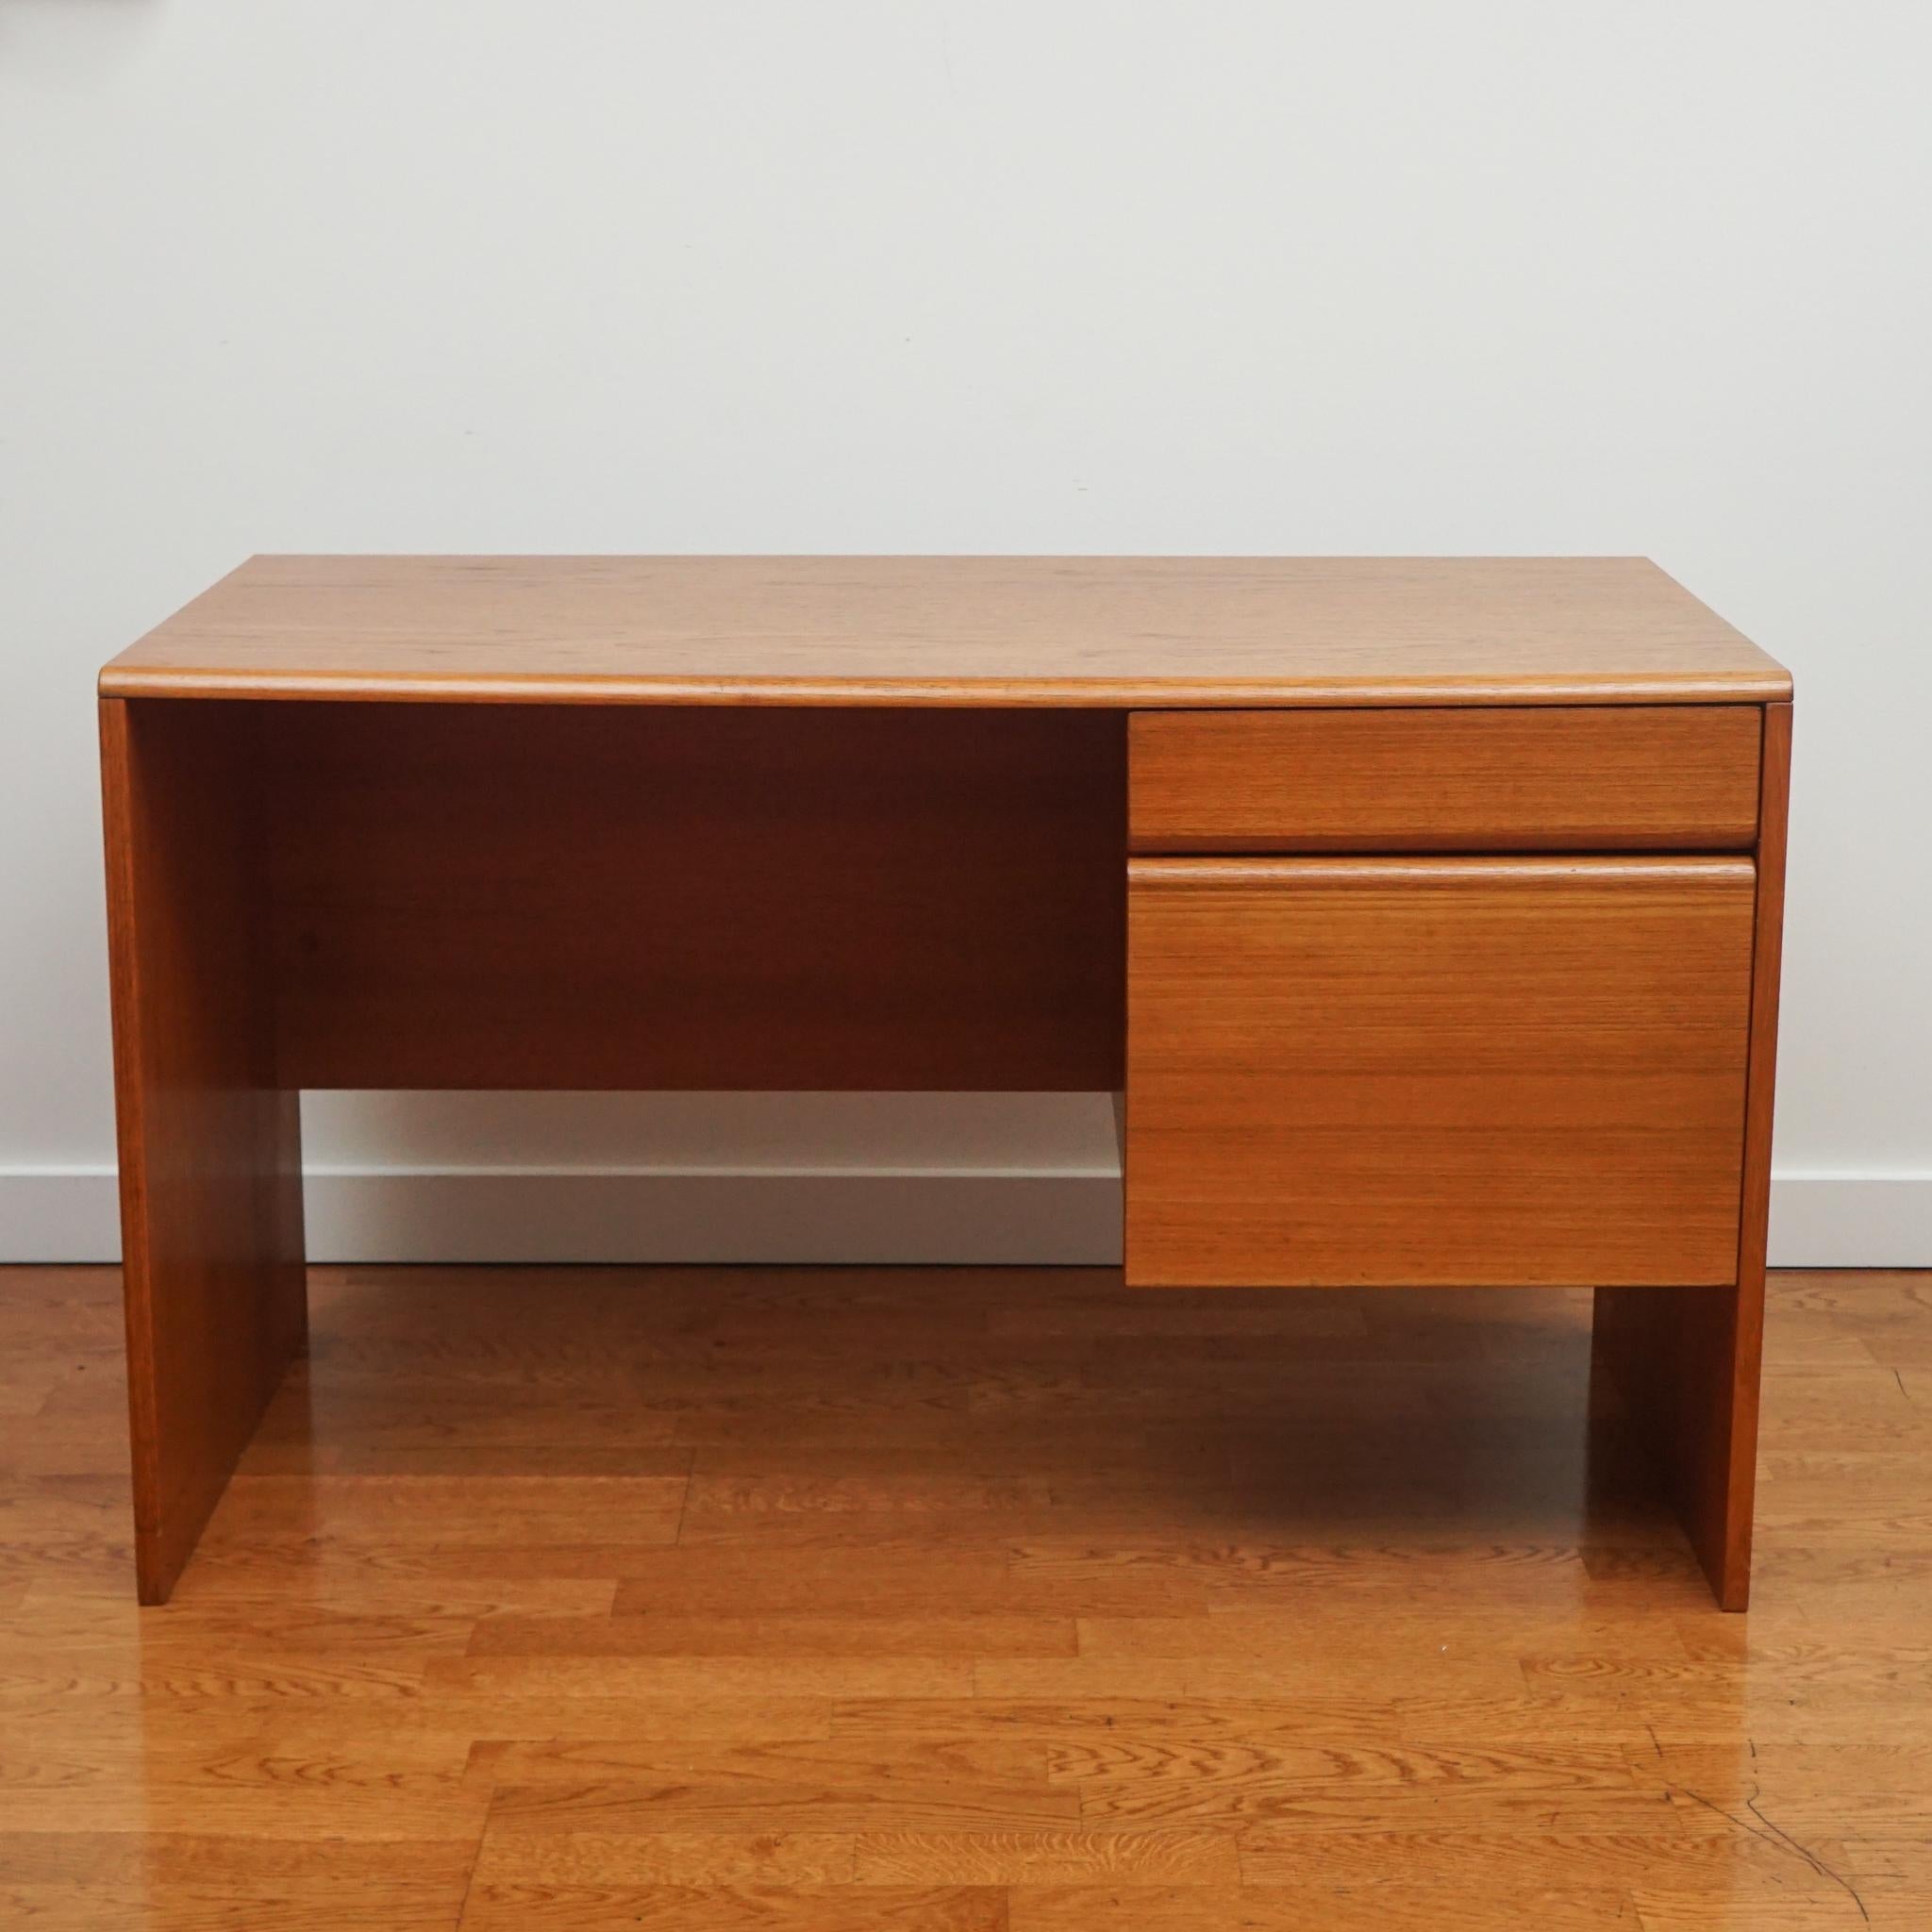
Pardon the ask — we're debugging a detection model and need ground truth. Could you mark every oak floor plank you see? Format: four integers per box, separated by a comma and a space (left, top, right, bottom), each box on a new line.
468, 1827, 860, 1886
427, 1655, 978, 1700
485, 1775, 1082, 1835
1632, 1898, 1884, 1930
1238, 1824, 1856, 1895
458, 1884, 1008, 1930
612, 1546, 1210, 1617
0, 1880, 471, 1932
475, 1736, 1049, 1788
468, 1612, 1077, 1658
852, 1827, 1241, 1884
1008, 1883, 1641, 1930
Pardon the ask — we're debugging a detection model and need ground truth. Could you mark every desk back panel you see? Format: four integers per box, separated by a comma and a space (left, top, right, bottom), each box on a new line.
256, 702, 1126, 1091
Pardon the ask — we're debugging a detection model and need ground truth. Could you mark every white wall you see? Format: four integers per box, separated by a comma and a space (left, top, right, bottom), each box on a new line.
4, 2, 1930, 1264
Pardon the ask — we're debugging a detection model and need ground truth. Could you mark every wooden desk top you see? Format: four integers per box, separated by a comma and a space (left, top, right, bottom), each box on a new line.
101, 555, 1790, 708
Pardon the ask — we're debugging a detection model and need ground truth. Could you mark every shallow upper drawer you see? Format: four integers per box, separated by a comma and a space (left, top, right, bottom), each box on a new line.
1129, 705, 1762, 852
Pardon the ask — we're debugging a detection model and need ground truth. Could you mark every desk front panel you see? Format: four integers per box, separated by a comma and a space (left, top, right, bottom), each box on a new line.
1124, 855, 1757, 1289
1129, 705, 1762, 853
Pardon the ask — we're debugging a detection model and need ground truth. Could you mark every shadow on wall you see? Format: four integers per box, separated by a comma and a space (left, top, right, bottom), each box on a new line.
1, 0, 160, 84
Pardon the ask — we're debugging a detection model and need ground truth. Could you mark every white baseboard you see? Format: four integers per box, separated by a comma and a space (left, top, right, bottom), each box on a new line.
0, 1169, 121, 1264
302, 1168, 1123, 1265
1764, 1175, 1932, 1269
3, 1166, 1928, 1269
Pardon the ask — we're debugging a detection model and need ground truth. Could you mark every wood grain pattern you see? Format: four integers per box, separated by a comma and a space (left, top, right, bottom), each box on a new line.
262, 703, 1124, 1091
1124, 857, 1757, 1288
1128, 705, 1762, 852
3, 1260, 1928, 1928
98, 556, 1791, 708
99, 699, 307, 1606
1592, 701, 1793, 1610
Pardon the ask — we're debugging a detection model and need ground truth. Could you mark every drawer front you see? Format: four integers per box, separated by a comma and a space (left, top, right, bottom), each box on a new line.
1129, 705, 1762, 852
1124, 857, 1755, 1288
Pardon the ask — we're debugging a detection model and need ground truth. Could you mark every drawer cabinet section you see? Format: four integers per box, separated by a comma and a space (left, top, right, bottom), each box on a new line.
1129, 706, 1762, 852
1124, 857, 1757, 1288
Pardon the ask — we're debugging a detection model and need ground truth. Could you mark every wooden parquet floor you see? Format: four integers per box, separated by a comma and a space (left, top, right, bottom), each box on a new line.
3, 1262, 1930, 1928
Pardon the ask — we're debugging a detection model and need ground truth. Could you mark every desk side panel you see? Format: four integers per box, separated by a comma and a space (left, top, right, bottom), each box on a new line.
264, 704, 1126, 1091
1711, 698, 1791, 1595
1591, 700, 1790, 1609
101, 698, 307, 1604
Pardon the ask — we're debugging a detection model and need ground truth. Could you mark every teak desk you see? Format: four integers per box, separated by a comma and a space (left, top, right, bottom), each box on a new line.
99, 557, 1792, 1608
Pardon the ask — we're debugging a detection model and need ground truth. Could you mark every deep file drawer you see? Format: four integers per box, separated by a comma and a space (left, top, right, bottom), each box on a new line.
1129, 705, 1763, 852
1124, 855, 1757, 1288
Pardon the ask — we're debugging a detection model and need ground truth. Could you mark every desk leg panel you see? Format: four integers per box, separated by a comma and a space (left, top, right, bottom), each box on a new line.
1591, 701, 1790, 1610
1590, 1281, 1761, 1608
101, 698, 307, 1605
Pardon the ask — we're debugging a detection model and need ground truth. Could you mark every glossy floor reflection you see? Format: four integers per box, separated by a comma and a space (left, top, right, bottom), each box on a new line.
2, 1264, 1928, 1927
